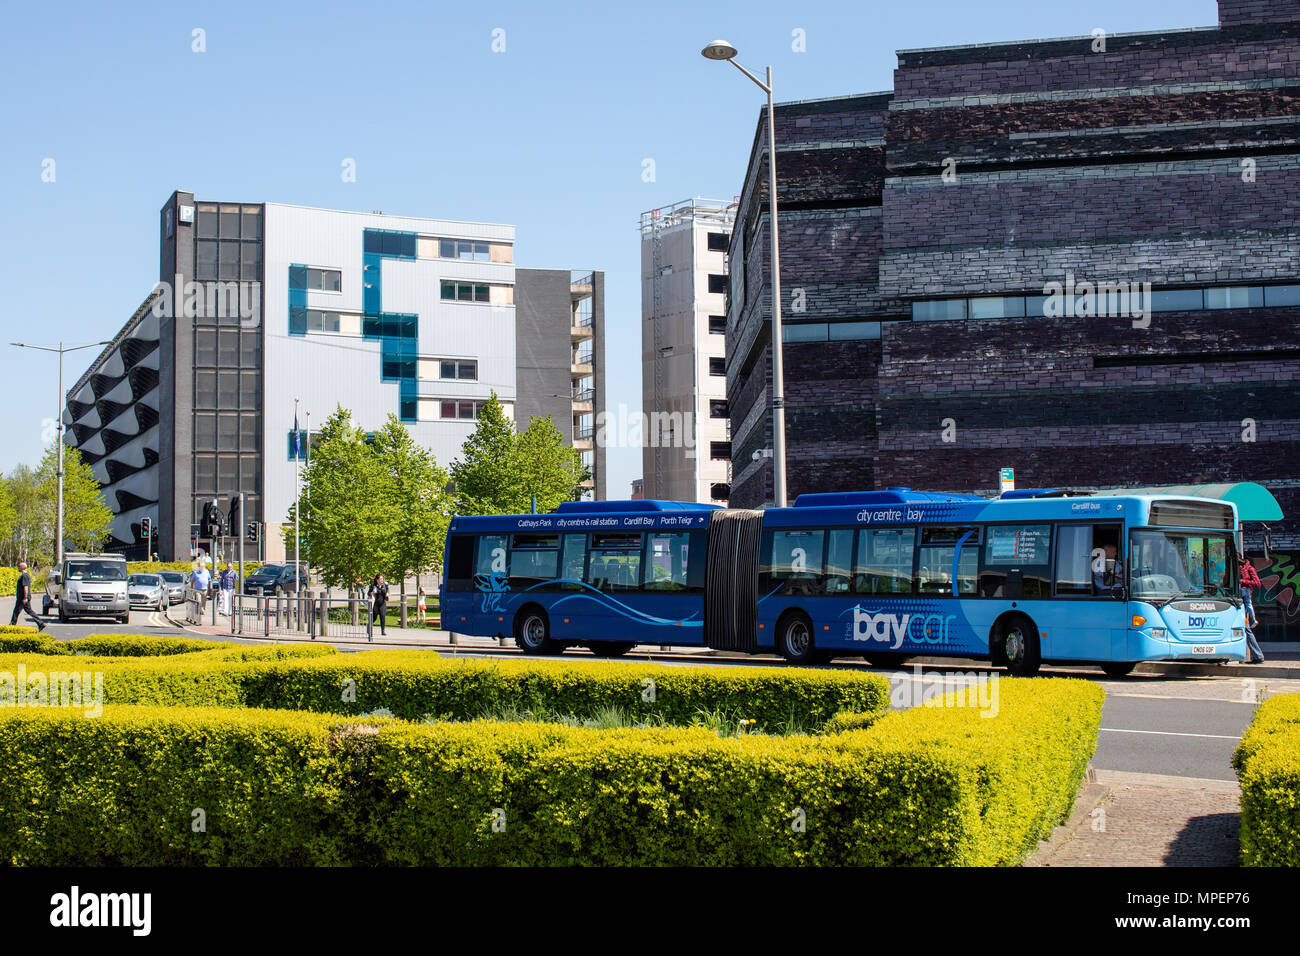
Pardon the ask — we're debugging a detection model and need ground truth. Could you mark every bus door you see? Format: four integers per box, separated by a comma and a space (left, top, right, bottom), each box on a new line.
640, 530, 708, 645
1050, 522, 1128, 660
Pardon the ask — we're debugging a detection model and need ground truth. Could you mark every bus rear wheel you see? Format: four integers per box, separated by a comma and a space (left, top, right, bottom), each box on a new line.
514, 608, 561, 655
778, 611, 817, 665
588, 642, 634, 658
998, 616, 1041, 677
1100, 661, 1137, 678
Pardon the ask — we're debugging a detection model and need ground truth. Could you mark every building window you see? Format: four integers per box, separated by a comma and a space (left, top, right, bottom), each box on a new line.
440, 281, 494, 303
707, 232, 730, 252
709, 315, 726, 334
709, 357, 726, 376
432, 359, 477, 380
307, 310, 341, 333
710, 441, 731, 460
438, 239, 490, 261
709, 400, 728, 419
708, 274, 728, 295
912, 299, 967, 321
439, 400, 487, 420
307, 268, 342, 293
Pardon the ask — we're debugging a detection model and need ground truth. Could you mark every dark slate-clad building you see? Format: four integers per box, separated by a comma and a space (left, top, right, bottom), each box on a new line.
726, 0, 1300, 640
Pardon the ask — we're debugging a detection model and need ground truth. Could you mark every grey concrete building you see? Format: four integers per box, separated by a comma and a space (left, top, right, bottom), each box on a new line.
514, 269, 607, 500
640, 198, 736, 503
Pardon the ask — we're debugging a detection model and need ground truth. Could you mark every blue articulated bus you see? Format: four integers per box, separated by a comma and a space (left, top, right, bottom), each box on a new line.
440, 488, 1249, 675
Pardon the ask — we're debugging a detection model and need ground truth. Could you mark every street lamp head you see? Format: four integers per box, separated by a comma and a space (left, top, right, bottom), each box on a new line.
701, 39, 738, 61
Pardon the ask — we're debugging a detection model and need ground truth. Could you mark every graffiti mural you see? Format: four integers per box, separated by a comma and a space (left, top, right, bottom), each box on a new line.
1251, 553, 1300, 620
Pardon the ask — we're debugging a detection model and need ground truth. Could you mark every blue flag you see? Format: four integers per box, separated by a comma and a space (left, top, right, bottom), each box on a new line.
294, 411, 301, 460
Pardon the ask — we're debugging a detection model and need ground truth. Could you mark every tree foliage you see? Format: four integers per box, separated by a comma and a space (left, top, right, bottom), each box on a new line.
286, 408, 450, 591
451, 394, 589, 515
35, 444, 113, 555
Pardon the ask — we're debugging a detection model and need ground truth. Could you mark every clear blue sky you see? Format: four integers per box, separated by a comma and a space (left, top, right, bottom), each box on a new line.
0, 0, 1217, 497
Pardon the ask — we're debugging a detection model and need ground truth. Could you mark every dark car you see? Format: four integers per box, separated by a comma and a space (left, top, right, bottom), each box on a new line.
242, 563, 311, 595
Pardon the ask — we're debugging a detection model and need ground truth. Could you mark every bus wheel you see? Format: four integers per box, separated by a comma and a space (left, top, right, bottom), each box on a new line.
1100, 661, 1136, 678
998, 616, 1041, 677
514, 608, 559, 655
778, 612, 817, 665
589, 642, 634, 658
863, 654, 910, 668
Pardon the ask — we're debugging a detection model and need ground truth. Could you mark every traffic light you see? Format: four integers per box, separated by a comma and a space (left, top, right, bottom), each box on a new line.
228, 493, 243, 535
141, 516, 152, 541
201, 499, 224, 538
247, 522, 260, 544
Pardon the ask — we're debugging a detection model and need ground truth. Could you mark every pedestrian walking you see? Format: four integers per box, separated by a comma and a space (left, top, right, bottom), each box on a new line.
416, 583, 427, 624
191, 563, 211, 614
9, 562, 45, 631
219, 563, 236, 617
368, 574, 389, 636
1241, 553, 1266, 664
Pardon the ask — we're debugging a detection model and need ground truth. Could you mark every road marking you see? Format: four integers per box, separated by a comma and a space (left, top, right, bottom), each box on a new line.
1100, 727, 1241, 740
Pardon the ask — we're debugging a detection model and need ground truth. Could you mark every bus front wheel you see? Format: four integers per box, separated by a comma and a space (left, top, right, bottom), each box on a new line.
778, 611, 818, 665
997, 616, 1041, 677
514, 608, 561, 655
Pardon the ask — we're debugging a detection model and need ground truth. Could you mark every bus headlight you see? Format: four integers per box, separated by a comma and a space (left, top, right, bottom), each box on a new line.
1150, 628, 1166, 639
1232, 628, 1245, 638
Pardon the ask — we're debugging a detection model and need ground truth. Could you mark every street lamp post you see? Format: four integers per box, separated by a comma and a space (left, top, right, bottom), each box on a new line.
702, 40, 788, 507
11, 340, 111, 568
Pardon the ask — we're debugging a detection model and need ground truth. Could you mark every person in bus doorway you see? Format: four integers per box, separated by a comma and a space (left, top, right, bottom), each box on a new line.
1093, 543, 1125, 596
1240, 553, 1265, 664
10, 562, 45, 631
369, 574, 389, 636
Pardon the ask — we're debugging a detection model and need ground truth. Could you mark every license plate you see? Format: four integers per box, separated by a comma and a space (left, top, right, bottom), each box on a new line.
89, 605, 107, 612
1192, 645, 1216, 655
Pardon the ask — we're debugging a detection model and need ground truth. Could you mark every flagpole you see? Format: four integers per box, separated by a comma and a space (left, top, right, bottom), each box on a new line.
294, 397, 300, 594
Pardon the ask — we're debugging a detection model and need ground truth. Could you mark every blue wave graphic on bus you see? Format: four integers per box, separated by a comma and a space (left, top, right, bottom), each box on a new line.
473, 572, 510, 613
538, 580, 703, 628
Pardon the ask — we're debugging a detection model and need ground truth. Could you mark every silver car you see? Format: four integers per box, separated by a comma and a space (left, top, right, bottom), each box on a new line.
127, 573, 167, 611
157, 570, 188, 605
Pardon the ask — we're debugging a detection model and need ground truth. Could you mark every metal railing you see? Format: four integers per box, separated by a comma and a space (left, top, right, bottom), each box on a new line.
229, 592, 379, 641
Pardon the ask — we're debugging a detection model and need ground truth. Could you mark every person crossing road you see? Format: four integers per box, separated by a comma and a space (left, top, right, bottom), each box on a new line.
10, 562, 46, 631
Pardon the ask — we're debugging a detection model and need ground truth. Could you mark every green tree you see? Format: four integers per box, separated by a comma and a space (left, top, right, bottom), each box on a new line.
515, 414, 589, 513
4, 465, 46, 567
36, 444, 112, 555
450, 394, 522, 515
450, 393, 590, 516
0, 477, 15, 561
288, 406, 392, 591
372, 414, 451, 624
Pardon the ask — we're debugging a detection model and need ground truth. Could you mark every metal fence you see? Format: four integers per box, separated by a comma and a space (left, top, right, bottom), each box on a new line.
228, 592, 377, 641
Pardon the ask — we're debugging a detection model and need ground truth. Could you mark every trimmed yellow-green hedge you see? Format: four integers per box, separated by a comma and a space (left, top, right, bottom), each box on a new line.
0, 676, 1102, 865
0, 649, 888, 732
1234, 693, 1300, 866
0, 630, 305, 659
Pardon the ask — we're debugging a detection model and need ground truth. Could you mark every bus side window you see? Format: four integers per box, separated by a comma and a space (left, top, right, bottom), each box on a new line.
825, 529, 855, 594
446, 534, 474, 591
917, 527, 978, 596
855, 529, 915, 595
476, 535, 508, 577
769, 529, 824, 596
586, 534, 642, 592
510, 534, 560, 590
646, 532, 700, 592
559, 534, 586, 590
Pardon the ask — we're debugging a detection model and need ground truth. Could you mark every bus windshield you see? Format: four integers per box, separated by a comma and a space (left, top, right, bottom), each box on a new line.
1130, 530, 1237, 603
65, 560, 127, 582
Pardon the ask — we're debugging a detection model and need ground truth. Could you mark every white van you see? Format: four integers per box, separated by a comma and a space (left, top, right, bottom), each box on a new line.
50, 552, 130, 623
